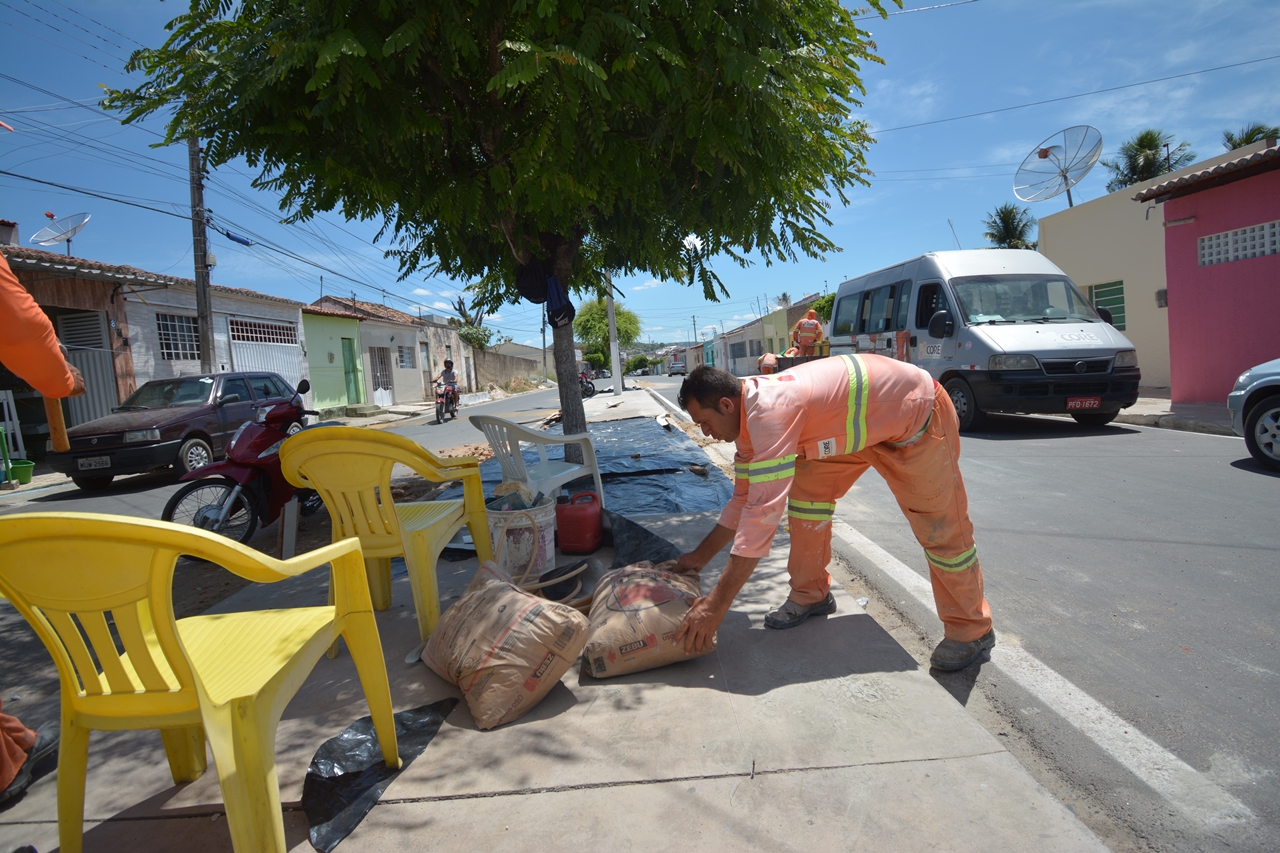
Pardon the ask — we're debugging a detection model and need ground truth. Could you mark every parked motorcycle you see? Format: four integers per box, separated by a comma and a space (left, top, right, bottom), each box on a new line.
161, 379, 323, 544
435, 381, 459, 424
579, 372, 597, 399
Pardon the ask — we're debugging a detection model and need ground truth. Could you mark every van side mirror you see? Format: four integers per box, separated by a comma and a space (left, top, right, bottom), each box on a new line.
1096, 306, 1114, 325
217, 393, 240, 406
927, 310, 954, 339
296, 378, 311, 395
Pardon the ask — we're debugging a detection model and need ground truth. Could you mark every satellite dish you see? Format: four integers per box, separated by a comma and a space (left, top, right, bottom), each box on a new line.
1013, 126, 1103, 207
30, 212, 91, 256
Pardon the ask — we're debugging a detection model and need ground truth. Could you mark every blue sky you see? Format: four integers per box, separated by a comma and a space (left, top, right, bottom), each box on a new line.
3, 1, 1279, 347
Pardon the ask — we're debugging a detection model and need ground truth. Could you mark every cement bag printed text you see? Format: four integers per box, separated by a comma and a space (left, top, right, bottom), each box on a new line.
582, 561, 714, 678
423, 562, 587, 730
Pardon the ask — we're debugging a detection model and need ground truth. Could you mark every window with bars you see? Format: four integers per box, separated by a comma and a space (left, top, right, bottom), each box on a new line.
1198, 220, 1279, 266
1087, 281, 1126, 331
228, 318, 298, 345
729, 341, 747, 359
749, 339, 763, 357
397, 346, 415, 368
157, 313, 201, 361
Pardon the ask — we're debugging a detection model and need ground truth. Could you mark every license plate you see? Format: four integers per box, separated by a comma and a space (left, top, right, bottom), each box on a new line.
77, 456, 111, 470
1066, 396, 1102, 410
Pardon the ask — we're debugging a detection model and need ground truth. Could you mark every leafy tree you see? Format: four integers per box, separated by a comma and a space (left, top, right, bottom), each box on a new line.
1222, 122, 1280, 150
810, 292, 835, 322
107, 0, 890, 451
625, 354, 651, 374
573, 298, 641, 356
1101, 129, 1196, 192
982, 203, 1037, 250
584, 352, 607, 371
455, 324, 493, 351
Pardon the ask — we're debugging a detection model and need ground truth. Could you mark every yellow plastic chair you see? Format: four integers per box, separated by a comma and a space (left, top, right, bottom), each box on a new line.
0, 513, 400, 853
280, 426, 494, 644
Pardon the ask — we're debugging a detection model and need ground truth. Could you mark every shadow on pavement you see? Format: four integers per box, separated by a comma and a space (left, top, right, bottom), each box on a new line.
964, 414, 1142, 442
1229, 457, 1280, 478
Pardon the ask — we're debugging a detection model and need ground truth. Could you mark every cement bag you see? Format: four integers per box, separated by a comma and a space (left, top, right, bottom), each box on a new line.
423, 562, 587, 730
582, 561, 714, 678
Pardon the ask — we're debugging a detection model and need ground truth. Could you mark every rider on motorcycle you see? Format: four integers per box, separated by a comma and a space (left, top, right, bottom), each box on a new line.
434, 359, 459, 403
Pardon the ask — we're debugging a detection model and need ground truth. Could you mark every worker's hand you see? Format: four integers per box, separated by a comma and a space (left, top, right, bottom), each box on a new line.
674, 551, 705, 574
675, 595, 724, 655
68, 365, 86, 397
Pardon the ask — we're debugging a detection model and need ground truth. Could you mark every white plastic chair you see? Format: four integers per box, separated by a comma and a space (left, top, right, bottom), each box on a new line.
469, 415, 606, 509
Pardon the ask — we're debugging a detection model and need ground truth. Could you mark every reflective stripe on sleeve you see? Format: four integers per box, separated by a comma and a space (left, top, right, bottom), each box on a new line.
925, 546, 978, 573
841, 355, 870, 454
745, 455, 796, 484
787, 499, 835, 521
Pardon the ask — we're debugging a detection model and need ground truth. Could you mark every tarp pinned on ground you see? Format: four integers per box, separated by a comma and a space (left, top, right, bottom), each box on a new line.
441, 416, 732, 514
301, 699, 457, 852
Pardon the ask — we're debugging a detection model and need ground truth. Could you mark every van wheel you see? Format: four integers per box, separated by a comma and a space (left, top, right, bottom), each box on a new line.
944, 378, 986, 431
1072, 411, 1119, 427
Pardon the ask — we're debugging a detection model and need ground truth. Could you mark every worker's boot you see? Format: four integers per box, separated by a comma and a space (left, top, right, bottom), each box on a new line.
764, 592, 837, 629
930, 629, 996, 671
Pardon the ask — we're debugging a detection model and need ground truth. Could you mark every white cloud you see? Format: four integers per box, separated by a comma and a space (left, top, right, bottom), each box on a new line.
412, 287, 432, 296
432, 301, 450, 309
523, 339, 534, 345
649, 326, 664, 331
634, 279, 661, 291
489, 313, 504, 321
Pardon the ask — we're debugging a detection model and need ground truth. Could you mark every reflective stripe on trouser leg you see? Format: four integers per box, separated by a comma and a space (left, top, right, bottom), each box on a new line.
786, 455, 870, 605
865, 383, 993, 642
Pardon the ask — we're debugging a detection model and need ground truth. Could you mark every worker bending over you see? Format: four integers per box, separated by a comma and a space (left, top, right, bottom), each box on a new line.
673, 357, 994, 671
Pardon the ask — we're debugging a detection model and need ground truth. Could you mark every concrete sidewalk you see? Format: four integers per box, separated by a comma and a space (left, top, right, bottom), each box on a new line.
0, 389, 1106, 853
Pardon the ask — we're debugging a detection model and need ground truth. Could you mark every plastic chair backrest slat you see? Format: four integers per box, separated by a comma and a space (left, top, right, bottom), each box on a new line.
113, 602, 172, 692
77, 609, 137, 694
44, 609, 104, 695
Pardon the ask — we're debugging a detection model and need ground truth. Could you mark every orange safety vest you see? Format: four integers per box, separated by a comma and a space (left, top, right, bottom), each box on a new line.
794, 318, 822, 344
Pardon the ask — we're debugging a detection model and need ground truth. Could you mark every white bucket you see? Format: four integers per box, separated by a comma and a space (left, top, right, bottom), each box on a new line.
486, 497, 556, 582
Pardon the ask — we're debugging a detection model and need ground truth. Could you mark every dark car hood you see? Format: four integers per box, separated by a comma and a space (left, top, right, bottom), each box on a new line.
67, 407, 204, 437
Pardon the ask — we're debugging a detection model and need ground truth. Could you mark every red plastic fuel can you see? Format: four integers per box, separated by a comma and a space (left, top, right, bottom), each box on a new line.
556, 492, 602, 555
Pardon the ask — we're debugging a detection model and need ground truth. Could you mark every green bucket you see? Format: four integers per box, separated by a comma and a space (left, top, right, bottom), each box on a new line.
10, 459, 34, 485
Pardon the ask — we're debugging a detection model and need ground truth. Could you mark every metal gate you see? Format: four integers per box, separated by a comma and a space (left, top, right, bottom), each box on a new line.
228, 318, 304, 389
55, 312, 116, 426
369, 346, 394, 406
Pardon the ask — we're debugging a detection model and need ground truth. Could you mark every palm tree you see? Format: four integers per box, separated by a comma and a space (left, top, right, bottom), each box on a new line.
982, 203, 1037, 250
1222, 122, 1280, 150
1101, 129, 1196, 192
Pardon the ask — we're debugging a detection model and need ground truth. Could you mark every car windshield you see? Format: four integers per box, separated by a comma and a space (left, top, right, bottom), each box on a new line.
950, 274, 1102, 325
116, 377, 214, 410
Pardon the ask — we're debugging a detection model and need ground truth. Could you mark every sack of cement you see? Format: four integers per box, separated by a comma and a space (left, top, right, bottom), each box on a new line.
423, 562, 587, 730
581, 561, 714, 678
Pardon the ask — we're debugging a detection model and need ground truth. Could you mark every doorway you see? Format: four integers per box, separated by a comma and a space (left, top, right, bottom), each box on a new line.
341, 338, 362, 404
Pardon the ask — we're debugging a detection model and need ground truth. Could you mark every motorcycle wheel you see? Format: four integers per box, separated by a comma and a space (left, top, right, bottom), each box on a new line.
299, 489, 325, 517
581, 380, 596, 398
436, 401, 444, 424
162, 479, 258, 544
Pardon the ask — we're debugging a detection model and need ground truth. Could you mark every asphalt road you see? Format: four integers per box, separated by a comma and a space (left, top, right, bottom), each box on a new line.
836, 414, 1278, 852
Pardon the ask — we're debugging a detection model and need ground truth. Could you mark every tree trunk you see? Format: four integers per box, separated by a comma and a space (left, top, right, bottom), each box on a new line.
552, 321, 586, 464
550, 241, 586, 465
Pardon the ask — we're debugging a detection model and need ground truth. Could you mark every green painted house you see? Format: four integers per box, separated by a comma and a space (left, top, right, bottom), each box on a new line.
301, 306, 365, 412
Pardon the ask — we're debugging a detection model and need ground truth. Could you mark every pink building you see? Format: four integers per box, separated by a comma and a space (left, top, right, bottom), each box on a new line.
1135, 143, 1280, 403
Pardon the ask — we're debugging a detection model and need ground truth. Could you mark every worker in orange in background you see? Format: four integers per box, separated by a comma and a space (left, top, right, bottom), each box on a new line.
790, 309, 824, 357
0, 249, 84, 803
672, 357, 995, 671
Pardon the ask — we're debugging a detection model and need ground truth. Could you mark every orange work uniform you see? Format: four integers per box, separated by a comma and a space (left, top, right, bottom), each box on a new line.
791, 317, 823, 357
719, 353, 992, 642
0, 251, 73, 792
0, 251, 77, 398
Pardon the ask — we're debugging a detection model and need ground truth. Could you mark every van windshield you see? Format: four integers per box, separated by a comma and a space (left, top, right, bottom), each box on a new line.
950, 274, 1102, 325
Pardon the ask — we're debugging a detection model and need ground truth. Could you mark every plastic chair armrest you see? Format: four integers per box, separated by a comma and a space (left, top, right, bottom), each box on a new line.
215, 537, 366, 585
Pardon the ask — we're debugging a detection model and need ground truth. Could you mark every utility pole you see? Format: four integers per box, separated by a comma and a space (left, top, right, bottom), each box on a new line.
320, 275, 324, 298
188, 136, 215, 374
606, 270, 623, 396
541, 304, 548, 382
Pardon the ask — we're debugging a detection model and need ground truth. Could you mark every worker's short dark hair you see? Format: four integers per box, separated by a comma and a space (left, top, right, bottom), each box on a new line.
678, 366, 743, 410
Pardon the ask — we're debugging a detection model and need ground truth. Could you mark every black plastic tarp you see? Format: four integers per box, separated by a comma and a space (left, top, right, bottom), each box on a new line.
441, 416, 732, 514
301, 698, 457, 852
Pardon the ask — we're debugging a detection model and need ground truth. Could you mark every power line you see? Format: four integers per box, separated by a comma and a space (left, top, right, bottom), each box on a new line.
42, 0, 148, 49
876, 53, 1280, 133
854, 0, 979, 22
14, 0, 134, 53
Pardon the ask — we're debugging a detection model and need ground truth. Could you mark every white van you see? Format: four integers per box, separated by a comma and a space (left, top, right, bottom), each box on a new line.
827, 249, 1141, 430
